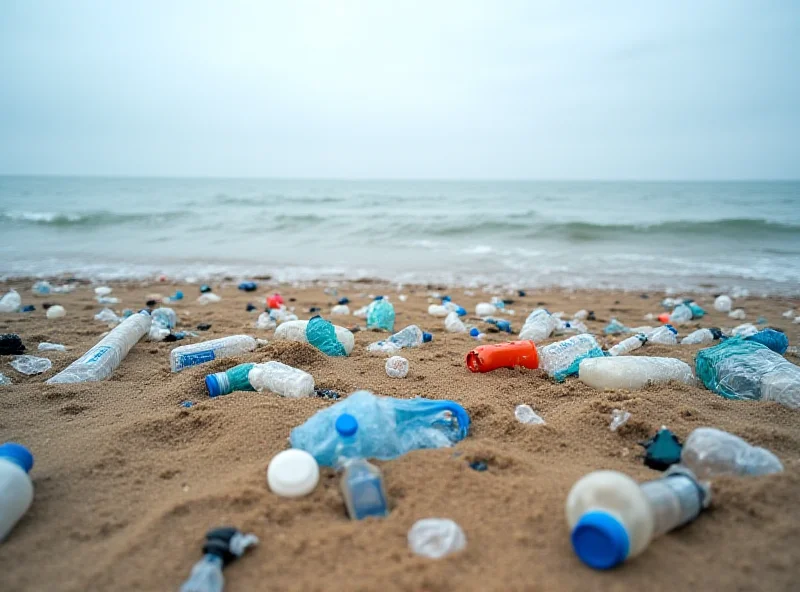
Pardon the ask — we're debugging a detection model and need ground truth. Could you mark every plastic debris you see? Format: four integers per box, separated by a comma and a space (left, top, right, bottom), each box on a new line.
198, 293, 222, 305
466, 341, 539, 373
745, 328, 788, 354
0, 289, 22, 313
306, 316, 349, 356
408, 519, 467, 559
714, 295, 732, 312
514, 404, 545, 425
469, 460, 488, 471
152, 307, 178, 330
608, 333, 646, 356
267, 293, 284, 309
199, 284, 212, 293
267, 449, 320, 498
0, 334, 25, 355
10, 355, 53, 375
314, 388, 341, 400
444, 311, 467, 333
385, 356, 409, 378
37, 342, 66, 352
330, 304, 350, 316
609, 409, 631, 432
179, 527, 258, 592
539, 334, 604, 382
646, 325, 678, 345
728, 308, 746, 320
170, 335, 257, 372
681, 328, 722, 345
94, 308, 121, 325
254, 312, 277, 330
579, 357, 695, 390
603, 318, 628, 335
519, 308, 556, 342
290, 390, 470, 467
238, 281, 257, 292
782, 309, 795, 319
475, 302, 496, 317
366, 297, 395, 332
731, 323, 758, 338
275, 319, 354, 355
640, 428, 682, 471
248, 362, 315, 398
681, 427, 783, 480
0, 372, 11, 385
197, 323, 211, 331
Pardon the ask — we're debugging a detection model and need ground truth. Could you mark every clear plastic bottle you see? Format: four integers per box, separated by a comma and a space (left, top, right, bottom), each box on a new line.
608, 333, 647, 356
247, 361, 315, 398
539, 334, 602, 379
274, 320, 355, 355
566, 467, 710, 569
646, 325, 678, 345
170, 335, 257, 372
0, 442, 34, 542
475, 302, 497, 317
0, 289, 22, 313
330, 304, 350, 316
669, 304, 693, 324
151, 307, 177, 329
680, 427, 783, 479
518, 308, 556, 343
388, 325, 432, 348
47, 311, 151, 384
427, 304, 449, 317
334, 414, 389, 520
681, 328, 722, 345
714, 295, 732, 312
444, 311, 467, 333
579, 356, 695, 390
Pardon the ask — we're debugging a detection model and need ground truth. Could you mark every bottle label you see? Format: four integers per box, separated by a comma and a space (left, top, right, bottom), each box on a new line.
177, 350, 216, 369
76, 345, 112, 365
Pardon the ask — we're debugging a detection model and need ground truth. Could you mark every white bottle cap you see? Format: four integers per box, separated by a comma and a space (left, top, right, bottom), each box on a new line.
267, 449, 319, 498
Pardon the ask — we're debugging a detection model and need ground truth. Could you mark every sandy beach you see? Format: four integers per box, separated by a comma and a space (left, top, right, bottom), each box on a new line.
1, 279, 799, 592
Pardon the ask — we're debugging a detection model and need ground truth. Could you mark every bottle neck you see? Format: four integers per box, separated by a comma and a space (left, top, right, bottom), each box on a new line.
640, 473, 706, 539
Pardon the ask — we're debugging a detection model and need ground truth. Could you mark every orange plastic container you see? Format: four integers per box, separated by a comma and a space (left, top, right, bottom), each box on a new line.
466, 340, 539, 373
657, 312, 670, 324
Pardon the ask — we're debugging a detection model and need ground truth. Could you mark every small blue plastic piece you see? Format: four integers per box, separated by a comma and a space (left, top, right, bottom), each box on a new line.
441, 295, 451, 302
337, 297, 350, 305
180, 401, 194, 408
246, 303, 257, 312
335, 413, 358, 437
454, 305, 467, 316
665, 324, 678, 334
174, 290, 184, 300
200, 284, 212, 293
745, 328, 788, 354
20, 305, 35, 312
571, 510, 630, 570
0, 442, 34, 473
238, 282, 257, 292
469, 327, 480, 337
422, 332, 433, 343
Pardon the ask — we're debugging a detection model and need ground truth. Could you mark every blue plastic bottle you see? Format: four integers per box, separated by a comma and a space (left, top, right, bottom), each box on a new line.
335, 414, 389, 520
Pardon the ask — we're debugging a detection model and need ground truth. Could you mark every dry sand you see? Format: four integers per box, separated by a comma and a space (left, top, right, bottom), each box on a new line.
1, 280, 799, 592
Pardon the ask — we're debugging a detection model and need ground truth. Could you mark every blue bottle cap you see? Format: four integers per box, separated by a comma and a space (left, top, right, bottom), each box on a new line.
335, 413, 358, 437
469, 327, 480, 337
571, 510, 629, 570
174, 290, 184, 300
374, 295, 384, 300
205, 373, 223, 398
441, 295, 451, 302
422, 332, 433, 343
665, 324, 677, 335
455, 306, 467, 316
0, 442, 34, 473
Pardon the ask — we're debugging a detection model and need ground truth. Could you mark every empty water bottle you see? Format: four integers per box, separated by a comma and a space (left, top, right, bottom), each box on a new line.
539, 334, 604, 381
388, 325, 432, 348
408, 519, 466, 559
334, 414, 389, 520
714, 295, 732, 312
367, 297, 395, 332
566, 467, 710, 569
47, 311, 151, 384
444, 311, 467, 333
680, 427, 783, 479
427, 304, 450, 317
695, 339, 800, 408
579, 357, 695, 390
669, 304, 693, 324
475, 302, 497, 317
290, 390, 470, 467
179, 527, 258, 592
205, 363, 256, 397
681, 328, 722, 345
170, 335, 257, 372
0, 290, 22, 313
646, 325, 678, 345
608, 334, 647, 357
248, 362, 315, 398
519, 309, 556, 342
275, 319, 354, 355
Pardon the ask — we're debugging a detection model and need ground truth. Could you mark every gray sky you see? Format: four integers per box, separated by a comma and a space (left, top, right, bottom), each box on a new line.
1, 1, 798, 179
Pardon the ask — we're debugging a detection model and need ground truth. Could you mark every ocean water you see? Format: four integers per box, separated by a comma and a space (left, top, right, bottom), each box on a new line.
1, 177, 799, 294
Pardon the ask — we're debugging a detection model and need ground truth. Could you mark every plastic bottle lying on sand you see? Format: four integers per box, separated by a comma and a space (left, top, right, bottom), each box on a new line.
248, 362, 315, 398
444, 311, 467, 333
205, 363, 256, 397
388, 325, 432, 348
578, 357, 695, 390
668, 304, 693, 325
179, 527, 258, 592
466, 341, 539, 373
170, 335, 257, 372
475, 302, 496, 317
567, 467, 710, 569
680, 427, 783, 479
334, 414, 389, 520
47, 311, 151, 384
608, 334, 647, 357
681, 328, 722, 345
274, 320, 355, 355
0, 442, 34, 542
427, 304, 450, 317
518, 309, 556, 343
646, 325, 678, 345
539, 334, 604, 381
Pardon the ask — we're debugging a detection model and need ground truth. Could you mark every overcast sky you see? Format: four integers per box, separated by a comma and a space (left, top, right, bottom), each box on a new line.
1, 1, 798, 179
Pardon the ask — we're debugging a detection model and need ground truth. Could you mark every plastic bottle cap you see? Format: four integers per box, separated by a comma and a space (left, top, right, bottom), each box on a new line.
422, 332, 433, 343
205, 373, 227, 398
267, 449, 320, 498
469, 328, 479, 337
571, 510, 629, 570
374, 295, 384, 300
0, 442, 34, 473
335, 413, 358, 437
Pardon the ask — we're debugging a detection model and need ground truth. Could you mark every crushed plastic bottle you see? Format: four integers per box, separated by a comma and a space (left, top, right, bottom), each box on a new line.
603, 318, 628, 336
745, 328, 788, 354
0, 372, 11, 385
334, 414, 389, 520
444, 311, 467, 333
290, 390, 470, 467
152, 307, 178, 330
687, 302, 706, 319
47, 311, 152, 383
609, 409, 631, 432
274, 319, 354, 355
608, 334, 647, 357
388, 325, 432, 349
94, 308, 121, 325
514, 404, 545, 425
518, 308, 556, 342
579, 357, 695, 390
646, 325, 678, 345
408, 519, 466, 559
475, 302, 496, 317
695, 339, 800, 408
680, 427, 783, 480
668, 304, 693, 325
731, 323, 758, 338
385, 356, 409, 378
248, 361, 315, 398
170, 335, 257, 372
681, 328, 722, 345
46, 305, 66, 319
728, 308, 746, 320
366, 297, 395, 332
714, 295, 732, 312
0, 289, 22, 313
179, 527, 258, 592
10, 356, 52, 375
254, 312, 277, 330
539, 334, 604, 381
37, 342, 66, 352
566, 467, 710, 569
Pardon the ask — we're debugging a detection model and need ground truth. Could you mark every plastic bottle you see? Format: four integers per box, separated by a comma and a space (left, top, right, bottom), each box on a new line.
205, 363, 256, 397
46, 305, 66, 319
578, 357, 695, 390
248, 361, 315, 398
646, 325, 678, 345
695, 339, 800, 408
427, 304, 450, 317
714, 295, 732, 312
603, 318, 629, 335
170, 335, 257, 372
444, 311, 467, 333
475, 302, 496, 317
0, 442, 34, 542
728, 308, 746, 320
47, 311, 151, 384
566, 467, 710, 569
518, 309, 556, 342
539, 334, 604, 381
274, 319, 355, 355
681, 328, 722, 345
608, 334, 647, 357
152, 307, 178, 329
680, 427, 783, 479
330, 304, 350, 316
466, 341, 539, 373
366, 297, 395, 332
334, 414, 389, 520
388, 325, 432, 348
408, 518, 467, 559
669, 304, 693, 324
179, 528, 258, 592
0, 289, 22, 313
